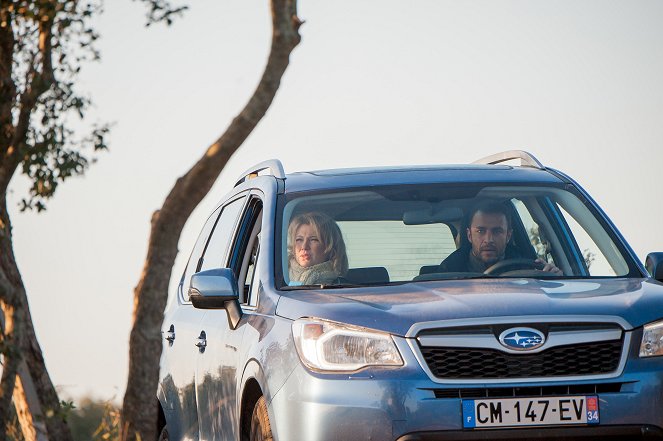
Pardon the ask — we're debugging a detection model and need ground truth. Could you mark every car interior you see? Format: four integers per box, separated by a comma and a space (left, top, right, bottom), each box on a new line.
281, 184, 629, 287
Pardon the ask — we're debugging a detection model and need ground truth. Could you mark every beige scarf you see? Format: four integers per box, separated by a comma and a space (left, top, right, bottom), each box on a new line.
289, 260, 339, 285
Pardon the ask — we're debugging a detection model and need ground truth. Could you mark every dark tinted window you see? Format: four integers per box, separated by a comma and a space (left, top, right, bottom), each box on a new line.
229, 197, 263, 304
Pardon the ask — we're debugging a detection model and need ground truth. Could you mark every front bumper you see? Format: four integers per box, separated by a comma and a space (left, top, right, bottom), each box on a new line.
268, 338, 663, 441
397, 425, 663, 440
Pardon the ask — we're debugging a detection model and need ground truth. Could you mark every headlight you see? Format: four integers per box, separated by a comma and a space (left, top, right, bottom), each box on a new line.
292, 318, 403, 372
640, 319, 663, 357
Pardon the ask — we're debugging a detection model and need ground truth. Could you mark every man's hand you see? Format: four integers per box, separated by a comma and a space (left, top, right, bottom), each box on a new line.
536, 258, 563, 275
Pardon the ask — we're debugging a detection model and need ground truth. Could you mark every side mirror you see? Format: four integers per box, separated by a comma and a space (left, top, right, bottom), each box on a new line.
190, 268, 242, 329
645, 253, 663, 282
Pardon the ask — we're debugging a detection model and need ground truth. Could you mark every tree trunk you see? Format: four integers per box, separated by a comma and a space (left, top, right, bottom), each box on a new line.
120, 1, 301, 439
0, 196, 26, 441
0, 298, 20, 441
13, 359, 49, 441
0, 3, 100, 440
0, 197, 74, 441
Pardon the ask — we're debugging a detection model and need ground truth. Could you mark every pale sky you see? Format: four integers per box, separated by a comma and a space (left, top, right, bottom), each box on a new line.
8, 0, 663, 401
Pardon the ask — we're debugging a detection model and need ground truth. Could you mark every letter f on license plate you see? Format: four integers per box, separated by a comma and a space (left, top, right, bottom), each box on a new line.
462, 395, 599, 428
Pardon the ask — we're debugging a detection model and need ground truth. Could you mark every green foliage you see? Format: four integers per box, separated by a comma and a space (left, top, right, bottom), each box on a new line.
19, 121, 110, 212
529, 225, 551, 260
0, 1, 109, 211
67, 396, 120, 441
5, 399, 78, 440
135, 0, 188, 26
583, 248, 596, 270
44, 399, 76, 421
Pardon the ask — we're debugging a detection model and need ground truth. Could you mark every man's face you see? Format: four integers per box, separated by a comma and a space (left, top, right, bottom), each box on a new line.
466, 211, 512, 265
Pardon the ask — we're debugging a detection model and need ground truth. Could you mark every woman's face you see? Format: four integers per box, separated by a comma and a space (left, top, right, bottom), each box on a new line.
294, 223, 327, 267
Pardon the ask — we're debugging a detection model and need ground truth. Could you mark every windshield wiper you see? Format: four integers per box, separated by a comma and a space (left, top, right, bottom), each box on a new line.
280, 282, 365, 290
412, 272, 489, 282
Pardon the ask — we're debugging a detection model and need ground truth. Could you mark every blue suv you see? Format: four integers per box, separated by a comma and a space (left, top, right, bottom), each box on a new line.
158, 151, 663, 440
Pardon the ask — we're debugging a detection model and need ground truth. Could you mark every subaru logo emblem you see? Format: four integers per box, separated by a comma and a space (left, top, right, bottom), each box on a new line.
499, 327, 545, 351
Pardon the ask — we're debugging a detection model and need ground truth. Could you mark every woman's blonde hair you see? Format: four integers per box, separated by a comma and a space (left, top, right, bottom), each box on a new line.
287, 212, 349, 275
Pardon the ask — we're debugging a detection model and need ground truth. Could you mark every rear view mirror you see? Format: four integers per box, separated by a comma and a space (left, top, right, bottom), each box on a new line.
403, 206, 463, 225
190, 268, 242, 329
645, 253, 663, 282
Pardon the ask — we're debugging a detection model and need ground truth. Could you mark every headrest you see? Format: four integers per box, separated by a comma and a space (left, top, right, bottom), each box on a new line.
345, 267, 389, 284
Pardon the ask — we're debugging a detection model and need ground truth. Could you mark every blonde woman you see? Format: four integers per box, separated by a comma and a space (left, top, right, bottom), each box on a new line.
288, 212, 348, 285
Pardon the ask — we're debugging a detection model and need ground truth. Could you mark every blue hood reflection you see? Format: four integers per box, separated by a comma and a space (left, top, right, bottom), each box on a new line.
276, 278, 663, 336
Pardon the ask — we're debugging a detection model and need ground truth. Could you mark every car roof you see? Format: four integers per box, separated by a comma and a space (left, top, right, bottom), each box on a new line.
282, 164, 565, 193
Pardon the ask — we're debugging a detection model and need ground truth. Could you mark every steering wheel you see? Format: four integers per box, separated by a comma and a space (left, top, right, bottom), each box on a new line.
483, 258, 544, 275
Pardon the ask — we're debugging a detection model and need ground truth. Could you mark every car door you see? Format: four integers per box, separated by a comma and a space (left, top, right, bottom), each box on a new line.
160, 301, 206, 441
160, 195, 246, 440
160, 204, 223, 441
195, 194, 264, 441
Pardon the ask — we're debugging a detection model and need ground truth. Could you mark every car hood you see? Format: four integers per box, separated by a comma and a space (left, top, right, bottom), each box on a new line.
275, 278, 663, 336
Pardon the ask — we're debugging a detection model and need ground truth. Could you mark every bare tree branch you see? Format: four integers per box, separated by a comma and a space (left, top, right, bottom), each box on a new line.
38, 16, 54, 86
135, 0, 188, 26
0, 11, 16, 176
14, 16, 55, 142
121, 1, 301, 439
0, 10, 56, 196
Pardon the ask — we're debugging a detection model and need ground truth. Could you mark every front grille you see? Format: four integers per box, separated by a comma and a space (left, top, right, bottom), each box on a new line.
420, 339, 623, 379
432, 382, 624, 399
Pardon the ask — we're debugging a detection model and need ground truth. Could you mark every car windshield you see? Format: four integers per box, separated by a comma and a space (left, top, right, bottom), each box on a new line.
276, 184, 636, 288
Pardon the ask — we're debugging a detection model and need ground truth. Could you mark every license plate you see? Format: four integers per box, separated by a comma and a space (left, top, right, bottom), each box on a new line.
462, 395, 600, 428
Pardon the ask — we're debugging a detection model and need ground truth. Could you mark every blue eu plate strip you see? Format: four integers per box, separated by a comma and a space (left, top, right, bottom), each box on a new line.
462, 400, 476, 428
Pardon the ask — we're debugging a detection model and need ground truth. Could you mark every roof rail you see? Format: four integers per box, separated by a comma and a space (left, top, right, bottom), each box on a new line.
234, 159, 286, 187
473, 150, 544, 169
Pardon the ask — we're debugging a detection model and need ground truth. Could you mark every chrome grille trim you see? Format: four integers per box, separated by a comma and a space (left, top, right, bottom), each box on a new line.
405, 315, 633, 338
417, 328, 623, 354
407, 316, 631, 385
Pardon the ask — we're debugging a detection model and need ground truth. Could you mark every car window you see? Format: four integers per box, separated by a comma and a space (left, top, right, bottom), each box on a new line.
512, 198, 557, 265
278, 184, 635, 288
181, 205, 223, 302
556, 204, 621, 276
231, 197, 263, 305
338, 221, 456, 281
246, 233, 261, 307
199, 196, 246, 272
